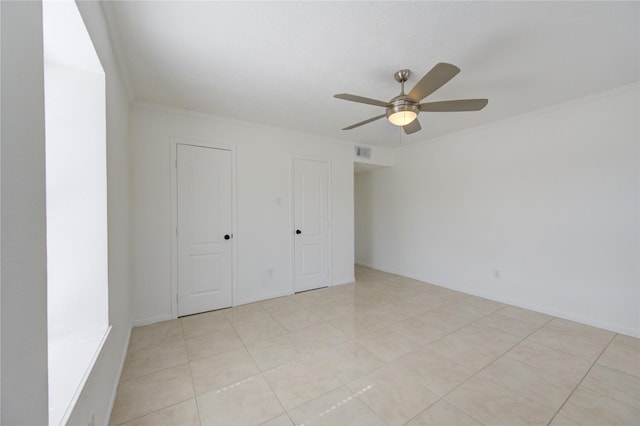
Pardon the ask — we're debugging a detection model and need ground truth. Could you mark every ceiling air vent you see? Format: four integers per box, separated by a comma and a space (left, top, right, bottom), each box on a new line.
354, 145, 371, 159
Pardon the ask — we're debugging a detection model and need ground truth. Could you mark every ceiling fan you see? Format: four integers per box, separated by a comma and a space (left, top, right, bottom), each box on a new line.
334, 62, 488, 135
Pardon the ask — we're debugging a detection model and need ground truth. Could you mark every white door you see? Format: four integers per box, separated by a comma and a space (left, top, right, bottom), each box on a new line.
294, 158, 330, 292
177, 144, 233, 316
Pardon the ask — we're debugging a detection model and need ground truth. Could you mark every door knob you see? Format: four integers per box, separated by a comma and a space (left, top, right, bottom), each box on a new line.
224, 234, 231, 240
296, 230, 301, 235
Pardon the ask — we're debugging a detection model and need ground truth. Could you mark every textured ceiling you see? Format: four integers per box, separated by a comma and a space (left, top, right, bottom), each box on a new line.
105, 1, 640, 147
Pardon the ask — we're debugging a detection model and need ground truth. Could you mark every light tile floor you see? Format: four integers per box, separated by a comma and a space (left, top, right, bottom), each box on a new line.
110, 266, 640, 426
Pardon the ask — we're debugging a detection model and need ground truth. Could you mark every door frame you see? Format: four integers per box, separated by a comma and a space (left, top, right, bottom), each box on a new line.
291, 155, 333, 293
170, 138, 237, 319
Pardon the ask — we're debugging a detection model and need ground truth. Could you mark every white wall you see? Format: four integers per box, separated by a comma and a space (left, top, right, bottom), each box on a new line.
0, 2, 131, 425
130, 104, 355, 325
0, 1, 49, 424
355, 171, 377, 266
355, 84, 640, 337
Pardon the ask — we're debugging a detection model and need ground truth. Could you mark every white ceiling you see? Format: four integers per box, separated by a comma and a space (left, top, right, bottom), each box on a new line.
105, 1, 639, 147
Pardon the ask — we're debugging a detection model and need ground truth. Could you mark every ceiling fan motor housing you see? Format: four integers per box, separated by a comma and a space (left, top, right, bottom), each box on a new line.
386, 95, 419, 125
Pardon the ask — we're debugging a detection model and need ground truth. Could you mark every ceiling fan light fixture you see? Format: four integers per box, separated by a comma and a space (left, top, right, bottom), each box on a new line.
388, 110, 417, 126
386, 102, 418, 126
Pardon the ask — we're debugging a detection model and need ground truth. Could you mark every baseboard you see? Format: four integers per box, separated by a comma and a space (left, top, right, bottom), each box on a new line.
485, 295, 640, 338
236, 290, 294, 306
463, 287, 640, 338
132, 314, 173, 327
355, 262, 404, 278
357, 263, 640, 338
331, 277, 355, 286
236, 280, 357, 305
102, 324, 132, 426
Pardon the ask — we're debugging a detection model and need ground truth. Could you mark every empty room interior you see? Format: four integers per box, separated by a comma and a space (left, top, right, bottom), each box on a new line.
1, 1, 639, 425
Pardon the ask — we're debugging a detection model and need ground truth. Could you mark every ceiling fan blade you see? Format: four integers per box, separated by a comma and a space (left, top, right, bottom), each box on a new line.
419, 99, 488, 112
403, 118, 422, 135
342, 114, 386, 130
334, 93, 390, 108
407, 63, 460, 102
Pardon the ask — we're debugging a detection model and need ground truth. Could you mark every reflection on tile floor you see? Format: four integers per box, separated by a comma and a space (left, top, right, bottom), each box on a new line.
110, 266, 640, 425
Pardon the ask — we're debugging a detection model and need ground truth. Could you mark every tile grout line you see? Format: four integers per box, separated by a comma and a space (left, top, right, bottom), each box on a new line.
120, 290, 456, 426
330, 280, 520, 424
187, 308, 311, 424
114, 398, 195, 426
290, 382, 386, 426
266, 311, 368, 421
118, 327, 188, 384
331, 300, 496, 425
251, 291, 395, 422
117, 269, 633, 426
545, 332, 617, 425
180, 317, 204, 426
231, 309, 292, 422
526, 317, 619, 360
360, 267, 634, 424
113, 321, 196, 425
402, 307, 554, 425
